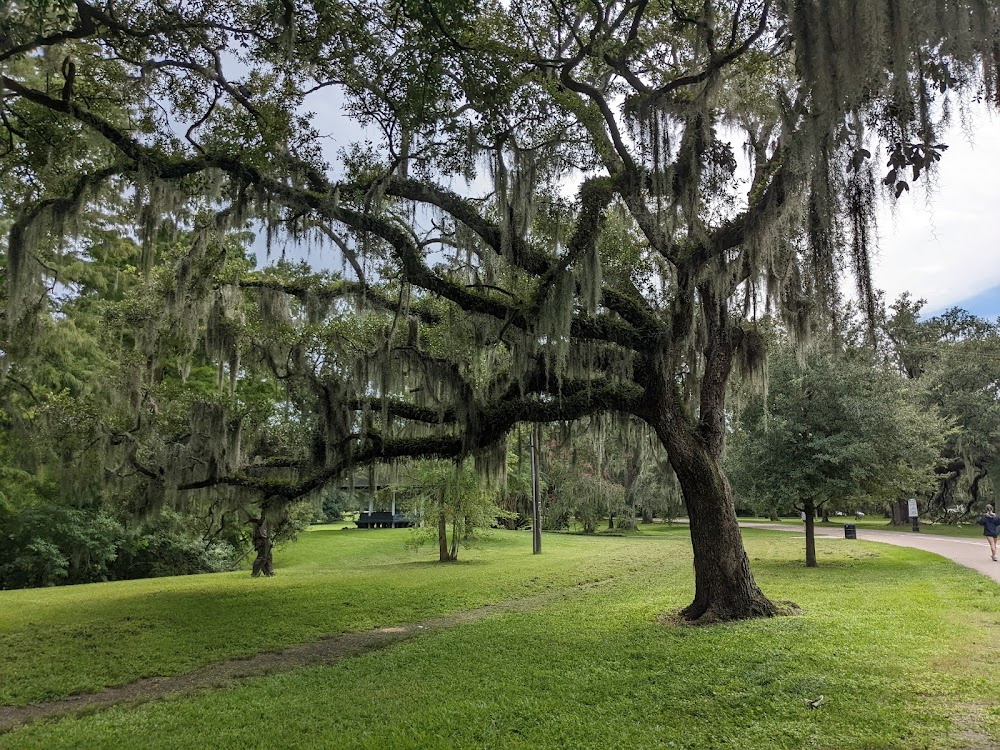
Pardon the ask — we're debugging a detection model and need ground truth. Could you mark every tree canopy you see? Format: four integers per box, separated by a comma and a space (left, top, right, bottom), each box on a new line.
727, 333, 944, 564
884, 297, 1000, 517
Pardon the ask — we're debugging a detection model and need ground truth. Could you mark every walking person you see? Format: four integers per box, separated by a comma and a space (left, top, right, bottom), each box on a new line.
978, 505, 1000, 561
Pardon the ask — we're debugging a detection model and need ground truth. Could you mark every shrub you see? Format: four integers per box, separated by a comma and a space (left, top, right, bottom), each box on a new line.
111, 510, 242, 579
0, 497, 123, 589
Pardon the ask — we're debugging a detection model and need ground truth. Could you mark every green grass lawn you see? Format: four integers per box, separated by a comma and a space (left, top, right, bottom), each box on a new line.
3, 525, 1000, 749
735, 516, 984, 538
0, 526, 685, 706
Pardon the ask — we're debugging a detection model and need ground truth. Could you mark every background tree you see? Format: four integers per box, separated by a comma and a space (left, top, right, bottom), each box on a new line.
548, 470, 625, 534
632, 457, 686, 524
2, 1, 998, 618
883, 298, 1000, 521
0, 215, 259, 586
403, 459, 512, 562
492, 425, 545, 531
541, 417, 662, 532
728, 337, 944, 566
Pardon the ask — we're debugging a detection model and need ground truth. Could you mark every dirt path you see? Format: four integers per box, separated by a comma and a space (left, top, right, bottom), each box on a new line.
0, 580, 608, 734
742, 522, 1000, 584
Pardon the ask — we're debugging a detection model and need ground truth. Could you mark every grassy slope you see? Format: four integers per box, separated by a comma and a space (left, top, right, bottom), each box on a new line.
0, 526, 682, 706
3, 526, 1000, 749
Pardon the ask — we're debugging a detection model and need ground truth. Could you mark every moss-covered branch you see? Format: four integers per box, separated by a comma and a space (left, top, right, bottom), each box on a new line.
176, 377, 642, 503
237, 277, 442, 325
374, 177, 555, 276
346, 398, 458, 425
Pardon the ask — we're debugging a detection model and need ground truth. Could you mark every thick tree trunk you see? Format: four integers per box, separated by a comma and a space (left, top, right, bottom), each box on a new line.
768, 508, 780, 522
821, 506, 829, 523
646, 302, 780, 623
665, 432, 779, 623
804, 499, 817, 567
642, 506, 654, 524
890, 499, 908, 526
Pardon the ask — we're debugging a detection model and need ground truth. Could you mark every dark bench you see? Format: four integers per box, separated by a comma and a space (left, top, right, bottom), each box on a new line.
356, 512, 413, 529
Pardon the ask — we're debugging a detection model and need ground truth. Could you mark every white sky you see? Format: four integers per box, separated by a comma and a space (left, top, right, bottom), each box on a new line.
873, 108, 1000, 314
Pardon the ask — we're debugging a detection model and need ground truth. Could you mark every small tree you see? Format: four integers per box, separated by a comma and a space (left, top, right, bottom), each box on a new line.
404, 460, 511, 561
728, 340, 944, 566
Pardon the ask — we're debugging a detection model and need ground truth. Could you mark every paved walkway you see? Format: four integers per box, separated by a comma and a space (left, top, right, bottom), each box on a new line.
742, 522, 1000, 584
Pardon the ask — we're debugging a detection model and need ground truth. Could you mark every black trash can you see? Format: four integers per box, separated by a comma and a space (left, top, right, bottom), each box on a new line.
844, 524, 857, 539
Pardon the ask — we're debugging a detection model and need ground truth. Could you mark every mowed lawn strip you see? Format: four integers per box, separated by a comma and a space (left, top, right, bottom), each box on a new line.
3, 535, 999, 750
0, 526, 691, 706
731, 517, 988, 539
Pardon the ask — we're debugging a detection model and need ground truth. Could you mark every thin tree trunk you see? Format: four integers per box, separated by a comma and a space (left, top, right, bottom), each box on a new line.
450, 516, 459, 560
623, 447, 641, 531
530, 424, 542, 553
438, 508, 449, 562
804, 498, 817, 567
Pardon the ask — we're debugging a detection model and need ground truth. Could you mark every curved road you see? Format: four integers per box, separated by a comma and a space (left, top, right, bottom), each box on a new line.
741, 522, 1000, 584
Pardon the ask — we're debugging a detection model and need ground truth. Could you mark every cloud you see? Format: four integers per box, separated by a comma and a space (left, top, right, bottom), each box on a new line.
873, 107, 1000, 311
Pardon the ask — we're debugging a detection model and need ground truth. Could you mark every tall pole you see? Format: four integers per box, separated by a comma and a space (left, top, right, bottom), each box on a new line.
530, 424, 542, 555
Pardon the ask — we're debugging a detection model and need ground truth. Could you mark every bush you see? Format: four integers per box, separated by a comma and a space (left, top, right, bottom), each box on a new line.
4, 538, 68, 588
0, 497, 123, 589
320, 491, 346, 522
111, 510, 242, 579
0, 471, 243, 589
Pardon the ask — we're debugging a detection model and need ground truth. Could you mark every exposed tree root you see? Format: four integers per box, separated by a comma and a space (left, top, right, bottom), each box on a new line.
660, 599, 800, 627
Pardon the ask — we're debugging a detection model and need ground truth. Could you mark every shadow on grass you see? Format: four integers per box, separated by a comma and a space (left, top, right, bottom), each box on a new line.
389, 558, 493, 569
757, 556, 883, 571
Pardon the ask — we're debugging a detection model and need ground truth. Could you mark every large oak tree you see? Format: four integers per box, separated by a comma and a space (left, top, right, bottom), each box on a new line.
2, 0, 998, 620
884, 297, 1000, 519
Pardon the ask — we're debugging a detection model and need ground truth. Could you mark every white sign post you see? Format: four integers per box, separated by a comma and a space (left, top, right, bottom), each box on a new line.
908, 498, 919, 532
